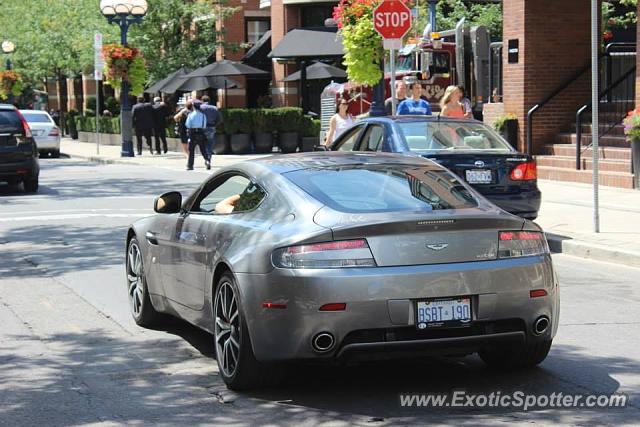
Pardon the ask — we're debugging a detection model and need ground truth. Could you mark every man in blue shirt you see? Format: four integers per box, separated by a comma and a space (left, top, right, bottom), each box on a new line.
397, 82, 432, 116
185, 100, 210, 171
199, 95, 222, 158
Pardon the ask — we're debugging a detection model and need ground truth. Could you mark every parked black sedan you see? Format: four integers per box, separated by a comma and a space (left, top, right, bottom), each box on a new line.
324, 116, 540, 219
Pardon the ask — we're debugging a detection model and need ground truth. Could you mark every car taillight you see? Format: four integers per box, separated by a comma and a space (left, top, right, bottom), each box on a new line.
14, 109, 32, 138
272, 239, 376, 269
510, 161, 537, 181
498, 231, 549, 259
49, 127, 60, 136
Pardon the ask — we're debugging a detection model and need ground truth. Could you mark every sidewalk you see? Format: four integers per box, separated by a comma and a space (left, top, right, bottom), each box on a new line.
535, 180, 640, 267
61, 138, 640, 267
60, 138, 269, 171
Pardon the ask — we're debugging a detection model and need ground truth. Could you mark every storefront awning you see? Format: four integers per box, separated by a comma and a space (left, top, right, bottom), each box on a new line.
242, 31, 271, 66
269, 28, 344, 59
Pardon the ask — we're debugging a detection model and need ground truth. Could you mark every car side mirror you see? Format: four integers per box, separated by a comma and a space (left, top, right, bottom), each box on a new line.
154, 191, 182, 214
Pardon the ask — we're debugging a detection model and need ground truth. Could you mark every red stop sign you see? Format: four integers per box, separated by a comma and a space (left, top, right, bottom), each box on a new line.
373, 0, 412, 39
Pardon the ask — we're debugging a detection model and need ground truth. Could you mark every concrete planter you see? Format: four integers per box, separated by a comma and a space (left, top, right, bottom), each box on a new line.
254, 133, 273, 153
214, 134, 231, 154
230, 133, 252, 154
300, 136, 318, 152
279, 132, 299, 153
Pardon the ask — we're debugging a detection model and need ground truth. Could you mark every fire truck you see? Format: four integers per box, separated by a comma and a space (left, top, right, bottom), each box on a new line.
320, 18, 492, 138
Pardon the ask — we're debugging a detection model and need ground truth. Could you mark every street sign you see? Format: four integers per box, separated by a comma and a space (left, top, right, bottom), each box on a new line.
94, 32, 104, 81
373, 0, 412, 40
373, 0, 412, 116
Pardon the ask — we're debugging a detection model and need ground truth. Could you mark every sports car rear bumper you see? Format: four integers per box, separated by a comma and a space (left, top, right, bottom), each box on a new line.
235, 255, 559, 362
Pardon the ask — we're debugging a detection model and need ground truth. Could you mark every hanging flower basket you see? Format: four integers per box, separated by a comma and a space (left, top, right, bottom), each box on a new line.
623, 108, 640, 144
102, 44, 147, 95
0, 70, 24, 100
333, 0, 385, 86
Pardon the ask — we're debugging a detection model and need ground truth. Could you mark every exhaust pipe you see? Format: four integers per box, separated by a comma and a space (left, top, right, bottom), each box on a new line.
533, 316, 550, 335
312, 332, 335, 352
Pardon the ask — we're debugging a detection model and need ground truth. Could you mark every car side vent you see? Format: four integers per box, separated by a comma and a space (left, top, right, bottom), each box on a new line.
417, 220, 456, 226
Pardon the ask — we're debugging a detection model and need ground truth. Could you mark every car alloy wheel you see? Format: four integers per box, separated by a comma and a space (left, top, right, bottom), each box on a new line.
214, 280, 241, 378
125, 237, 159, 326
127, 240, 145, 319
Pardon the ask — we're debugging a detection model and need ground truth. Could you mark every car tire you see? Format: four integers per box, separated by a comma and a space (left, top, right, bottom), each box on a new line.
23, 176, 39, 193
126, 237, 161, 327
479, 339, 552, 369
51, 150, 60, 158
213, 272, 284, 390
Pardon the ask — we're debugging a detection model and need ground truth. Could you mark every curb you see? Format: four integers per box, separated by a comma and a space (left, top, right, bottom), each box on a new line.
546, 233, 640, 268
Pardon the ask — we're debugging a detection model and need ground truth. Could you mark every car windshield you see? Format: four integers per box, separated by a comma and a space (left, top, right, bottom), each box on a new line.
22, 113, 52, 123
397, 120, 514, 153
284, 164, 477, 213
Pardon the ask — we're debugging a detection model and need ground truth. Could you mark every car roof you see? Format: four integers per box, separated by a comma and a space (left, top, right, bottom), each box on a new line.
20, 109, 49, 114
245, 151, 443, 175
359, 115, 484, 125
0, 104, 17, 111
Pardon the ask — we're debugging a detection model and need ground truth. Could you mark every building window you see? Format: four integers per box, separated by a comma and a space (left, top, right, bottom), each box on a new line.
246, 19, 270, 46
301, 4, 335, 28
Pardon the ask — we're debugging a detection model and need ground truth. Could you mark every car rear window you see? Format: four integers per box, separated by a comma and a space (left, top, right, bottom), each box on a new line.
22, 113, 52, 123
284, 164, 478, 213
398, 121, 513, 153
0, 110, 22, 131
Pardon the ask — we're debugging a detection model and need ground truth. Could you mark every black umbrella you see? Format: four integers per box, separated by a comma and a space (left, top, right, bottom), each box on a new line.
144, 67, 191, 94
185, 59, 269, 78
163, 75, 240, 93
283, 62, 347, 82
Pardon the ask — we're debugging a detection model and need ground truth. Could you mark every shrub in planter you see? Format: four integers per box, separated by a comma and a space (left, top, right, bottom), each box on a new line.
252, 109, 273, 153
493, 113, 518, 147
277, 107, 303, 153
105, 96, 120, 116
300, 116, 321, 152
214, 109, 231, 155
228, 109, 252, 154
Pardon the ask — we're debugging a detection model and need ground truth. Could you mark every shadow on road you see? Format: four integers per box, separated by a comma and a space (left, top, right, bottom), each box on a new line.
1, 324, 637, 425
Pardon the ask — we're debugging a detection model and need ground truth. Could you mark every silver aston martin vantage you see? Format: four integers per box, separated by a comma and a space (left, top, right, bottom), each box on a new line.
125, 152, 559, 390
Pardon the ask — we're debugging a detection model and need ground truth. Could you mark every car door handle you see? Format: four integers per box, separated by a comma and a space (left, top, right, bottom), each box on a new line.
146, 231, 159, 245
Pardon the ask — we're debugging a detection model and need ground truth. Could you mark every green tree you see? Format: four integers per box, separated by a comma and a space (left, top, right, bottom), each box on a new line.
129, 0, 240, 83
416, 0, 503, 41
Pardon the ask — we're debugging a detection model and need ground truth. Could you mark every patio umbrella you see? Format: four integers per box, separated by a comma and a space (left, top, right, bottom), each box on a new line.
283, 62, 347, 82
164, 75, 240, 93
185, 59, 269, 78
144, 67, 192, 94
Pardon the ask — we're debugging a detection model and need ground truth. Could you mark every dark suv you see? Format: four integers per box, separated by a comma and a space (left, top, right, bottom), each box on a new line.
0, 104, 39, 192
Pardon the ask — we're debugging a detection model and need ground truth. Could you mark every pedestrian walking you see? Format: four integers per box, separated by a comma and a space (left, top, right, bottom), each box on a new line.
457, 85, 474, 119
396, 83, 432, 116
199, 95, 222, 159
385, 80, 408, 115
131, 96, 154, 155
324, 97, 354, 145
185, 100, 211, 171
152, 96, 171, 154
174, 104, 190, 157
440, 86, 467, 118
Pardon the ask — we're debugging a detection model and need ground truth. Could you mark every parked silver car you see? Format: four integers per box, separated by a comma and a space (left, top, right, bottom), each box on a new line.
20, 110, 61, 157
125, 152, 559, 390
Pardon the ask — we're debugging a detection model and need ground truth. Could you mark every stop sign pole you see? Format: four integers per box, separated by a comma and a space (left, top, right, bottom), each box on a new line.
373, 0, 412, 115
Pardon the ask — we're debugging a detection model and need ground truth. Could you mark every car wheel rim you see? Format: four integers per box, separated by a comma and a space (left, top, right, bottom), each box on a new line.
127, 242, 144, 318
214, 281, 240, 378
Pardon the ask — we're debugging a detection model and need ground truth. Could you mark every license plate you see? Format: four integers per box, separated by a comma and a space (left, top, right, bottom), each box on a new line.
465, 169, 492, 184
32, 130, 44, 136
416, 297, 472, 329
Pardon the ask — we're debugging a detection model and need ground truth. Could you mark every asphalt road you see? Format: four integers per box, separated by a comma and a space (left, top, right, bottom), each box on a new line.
1, 158, 639, 426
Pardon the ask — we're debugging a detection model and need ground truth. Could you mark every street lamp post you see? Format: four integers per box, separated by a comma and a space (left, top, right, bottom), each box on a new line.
2, 40, 16, 105
100, 0, 148, 157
